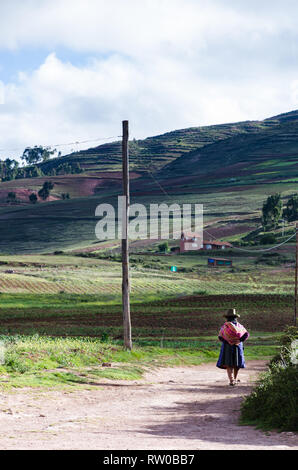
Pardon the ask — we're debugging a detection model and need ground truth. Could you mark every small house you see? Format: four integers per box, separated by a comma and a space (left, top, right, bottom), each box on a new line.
180, 232, 203, 253
203, 240, 233, 250
208, 257, 233, 267
180, 232, 232, 253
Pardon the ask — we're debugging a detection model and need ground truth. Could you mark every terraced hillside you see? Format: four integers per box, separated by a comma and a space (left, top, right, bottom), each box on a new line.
38, 119, 270, 174
0, 118, 269, 205
157, 111, 298, 192
1, 110, 297, 203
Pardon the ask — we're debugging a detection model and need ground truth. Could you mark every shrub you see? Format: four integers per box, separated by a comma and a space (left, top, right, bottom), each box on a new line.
240, 326, 298, 431
259, 233, 276, 245
270, 326, 298, 366
4, 351, 31, 374
6, 192, 17, 204
240, 363, 298, 431
158, 242, 169, 253
38, 181, 54, 200
29, 193, 38, 204
255, 252, 288, 266
283, 194, 298, 222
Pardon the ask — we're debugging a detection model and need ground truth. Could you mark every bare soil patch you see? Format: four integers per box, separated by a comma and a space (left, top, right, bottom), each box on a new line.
0, 360, 297, 450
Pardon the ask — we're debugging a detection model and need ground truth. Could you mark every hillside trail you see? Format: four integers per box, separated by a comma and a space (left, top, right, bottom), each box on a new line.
0, 360, 297, 450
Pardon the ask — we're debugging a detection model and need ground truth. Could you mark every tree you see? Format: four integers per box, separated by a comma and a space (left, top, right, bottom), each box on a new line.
72, 162, 83, 174
262, 194, 283, 231
283, 195, 298, 222
38, 181, 54, 200
0, 158, 47, 181
25, 165, 44, 178
6, 192, 17, 204
56, 162, 83, 175
15, 168, 26, 179
56, 162, 71, 175
0, 158, 19, 181
21, 146, 56, 165
29, 193, 38, 204
61, 193, 70, 200
158, 241, 169, 253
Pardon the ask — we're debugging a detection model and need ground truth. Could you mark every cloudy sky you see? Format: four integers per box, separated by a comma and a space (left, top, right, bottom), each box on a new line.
1, 0, 298, 158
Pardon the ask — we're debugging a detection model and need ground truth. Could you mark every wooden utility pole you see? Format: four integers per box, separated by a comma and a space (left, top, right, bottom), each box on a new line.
295, 223, 298, 327
122, 120, 132, 350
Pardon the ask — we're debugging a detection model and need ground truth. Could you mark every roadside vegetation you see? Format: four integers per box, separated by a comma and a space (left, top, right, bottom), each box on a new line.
240, 326, 298, 432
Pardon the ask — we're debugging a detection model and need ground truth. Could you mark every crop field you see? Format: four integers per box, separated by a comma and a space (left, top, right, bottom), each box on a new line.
0, 252, 295, 337
0, 250, 295, 388
0, 248, 295, 296
0, 290, 292, 338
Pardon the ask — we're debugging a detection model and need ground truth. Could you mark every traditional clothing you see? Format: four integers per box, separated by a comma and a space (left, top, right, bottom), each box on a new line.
216, 320, 249, 369
219, 321, 249, 345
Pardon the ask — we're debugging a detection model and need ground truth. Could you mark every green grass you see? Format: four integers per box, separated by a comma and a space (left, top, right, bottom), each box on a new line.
0, 284, 285, 389
0, 335, 149, 389
0, 333, 278, 390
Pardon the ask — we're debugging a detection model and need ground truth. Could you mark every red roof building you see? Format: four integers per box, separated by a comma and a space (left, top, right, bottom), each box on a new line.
180, 232, 232, 253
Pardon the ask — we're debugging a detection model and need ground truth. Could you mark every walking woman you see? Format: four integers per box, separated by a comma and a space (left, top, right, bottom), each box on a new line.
216, 308, 249, 386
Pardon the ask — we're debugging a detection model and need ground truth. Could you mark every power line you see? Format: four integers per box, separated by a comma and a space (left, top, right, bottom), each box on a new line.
0, 135, 121, 154
203, 228, 221, 241
204, 222, 297, 252
232, 230, 297, 253
140, 162, 297, 253
145, 168, 171, 197
53, 135, 121, 148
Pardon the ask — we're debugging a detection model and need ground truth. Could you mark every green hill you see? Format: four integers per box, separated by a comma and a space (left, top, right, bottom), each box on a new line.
38, 119, 269, 174
0, 117, 271, 204
0, 109, 297, 253
156, 111, 298, 193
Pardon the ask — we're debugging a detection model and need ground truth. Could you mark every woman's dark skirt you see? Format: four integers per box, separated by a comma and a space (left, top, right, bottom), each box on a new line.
216, 341, 246, 369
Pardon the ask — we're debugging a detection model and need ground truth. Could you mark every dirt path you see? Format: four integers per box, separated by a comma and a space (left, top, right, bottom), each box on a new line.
0, 360, 297, 450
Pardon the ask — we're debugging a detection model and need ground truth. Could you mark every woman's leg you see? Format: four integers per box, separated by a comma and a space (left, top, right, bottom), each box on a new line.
233, 367, 240, 381
226, 367, 234, 384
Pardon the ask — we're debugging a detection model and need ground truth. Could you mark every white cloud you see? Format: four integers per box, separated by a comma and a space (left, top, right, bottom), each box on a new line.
0, 0, 295, 57
0, 81, 4, 104
1, 1, 298, 157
